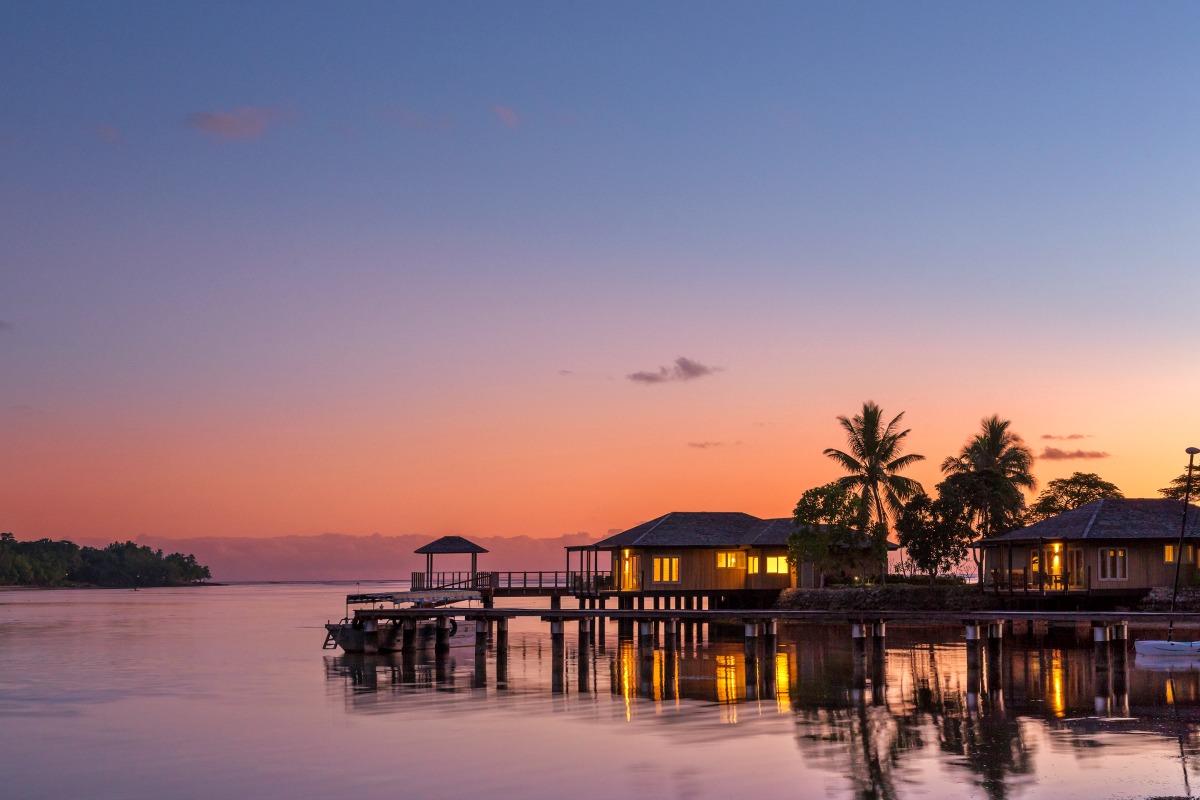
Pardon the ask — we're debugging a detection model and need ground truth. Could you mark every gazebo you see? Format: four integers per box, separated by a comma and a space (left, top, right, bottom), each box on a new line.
414, 535, 489, 590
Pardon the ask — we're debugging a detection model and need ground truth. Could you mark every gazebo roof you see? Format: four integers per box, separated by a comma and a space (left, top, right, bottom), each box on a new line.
414, 535, 489, 555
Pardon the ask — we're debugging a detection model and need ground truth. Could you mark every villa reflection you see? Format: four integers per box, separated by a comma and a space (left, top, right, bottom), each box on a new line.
323, 621, 1200, 798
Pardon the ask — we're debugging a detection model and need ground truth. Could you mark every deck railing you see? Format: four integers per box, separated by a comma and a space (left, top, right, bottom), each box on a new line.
410, 571, 614, 593
983, 566, 1092, 594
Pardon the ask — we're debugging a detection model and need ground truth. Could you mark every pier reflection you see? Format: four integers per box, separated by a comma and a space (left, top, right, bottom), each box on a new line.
324, 621, 1200, 798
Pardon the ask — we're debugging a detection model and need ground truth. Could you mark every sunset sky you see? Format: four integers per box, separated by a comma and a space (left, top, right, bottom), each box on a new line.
3, 2, 1199, 545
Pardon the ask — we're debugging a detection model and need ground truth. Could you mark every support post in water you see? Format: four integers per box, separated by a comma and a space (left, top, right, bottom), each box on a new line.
495, 618, 509, 689
401, 618, 416, 653
549, 619, 565, 694
435, 616, 450, 653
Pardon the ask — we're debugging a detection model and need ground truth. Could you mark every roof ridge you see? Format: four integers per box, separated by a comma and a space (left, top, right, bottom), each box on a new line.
1080, 498, 1104, 539
631, 512, 672, 546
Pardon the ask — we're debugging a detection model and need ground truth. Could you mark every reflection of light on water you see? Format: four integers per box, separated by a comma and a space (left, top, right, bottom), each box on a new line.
716, 654, 741, 724
619, 640, 636, 721
776, 652, 790, 713
1050, 650, 1065, 718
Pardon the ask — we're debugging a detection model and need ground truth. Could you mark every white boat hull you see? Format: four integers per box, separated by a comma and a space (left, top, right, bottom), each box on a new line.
1134, 639, 1200, 656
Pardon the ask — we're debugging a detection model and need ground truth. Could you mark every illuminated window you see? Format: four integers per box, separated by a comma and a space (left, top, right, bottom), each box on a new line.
747, 556, 760, 574
766, 556, 789, 574
1166, 545, 1177, 563
1100, 548, 1127, 580
653, 556, 679, 583
716, 551, 745, 569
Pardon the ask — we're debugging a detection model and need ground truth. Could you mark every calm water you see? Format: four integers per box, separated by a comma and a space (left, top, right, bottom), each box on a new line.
3, 585, 1200, 799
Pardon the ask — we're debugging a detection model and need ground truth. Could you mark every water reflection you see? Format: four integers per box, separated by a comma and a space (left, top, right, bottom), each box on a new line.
325, 621, 1200, 797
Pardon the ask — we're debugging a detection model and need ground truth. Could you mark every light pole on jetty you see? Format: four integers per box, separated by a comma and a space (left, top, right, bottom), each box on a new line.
1167, 446, 1200, 642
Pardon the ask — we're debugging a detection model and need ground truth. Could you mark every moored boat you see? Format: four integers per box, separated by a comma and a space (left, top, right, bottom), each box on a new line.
323, 590, 481, 653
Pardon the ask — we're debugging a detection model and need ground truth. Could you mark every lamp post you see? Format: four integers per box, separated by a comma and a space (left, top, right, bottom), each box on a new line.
1167, 446, 1200, 642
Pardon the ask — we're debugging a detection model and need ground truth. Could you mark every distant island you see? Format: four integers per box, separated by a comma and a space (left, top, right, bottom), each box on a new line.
0, 533, 210, 588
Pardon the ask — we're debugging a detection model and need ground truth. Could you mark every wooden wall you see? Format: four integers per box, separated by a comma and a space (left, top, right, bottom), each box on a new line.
621, 546, 795, 592
984, 540, 1199, 590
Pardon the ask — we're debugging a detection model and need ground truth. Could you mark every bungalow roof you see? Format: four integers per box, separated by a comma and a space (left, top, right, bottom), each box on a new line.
414, 535, 489, 554
591, 512, 898, 550
980, 498, 1200, 545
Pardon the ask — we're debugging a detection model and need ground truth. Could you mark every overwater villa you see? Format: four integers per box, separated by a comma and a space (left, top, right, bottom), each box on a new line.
568, 511, 876, 609
980, 498, 1200, 600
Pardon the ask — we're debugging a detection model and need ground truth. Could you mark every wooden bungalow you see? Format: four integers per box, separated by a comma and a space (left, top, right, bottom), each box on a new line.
568, 511, 823, 609
979, 498, 1200, 600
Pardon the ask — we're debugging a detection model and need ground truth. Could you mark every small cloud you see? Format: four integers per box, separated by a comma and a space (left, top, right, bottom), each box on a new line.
1041, 433, 1090, 440
558, 369, 574, 376
687, 441, 742, 449
492, 104, 520, 129
0, 320, 13, 333
90, 124, 120, 143
184, 106, 289, 141
1039, 447, 1111, 460
628, 357, 721, 385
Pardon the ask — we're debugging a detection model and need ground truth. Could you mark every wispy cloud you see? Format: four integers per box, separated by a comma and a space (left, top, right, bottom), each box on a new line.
0, 320, 13, 333
687, 441, 741, 449
90, 124, 120, 143
1039, 447, 1111, 460
184, 106, 289, 141
628, 357, 721, 385
492, 104, 520, 129
558, 369, 574, 376
1041, 433, 1090, 440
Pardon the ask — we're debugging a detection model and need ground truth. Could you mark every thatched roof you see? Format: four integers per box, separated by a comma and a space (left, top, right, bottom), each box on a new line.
414, 535, 489, 554
981, 498, 1200, 545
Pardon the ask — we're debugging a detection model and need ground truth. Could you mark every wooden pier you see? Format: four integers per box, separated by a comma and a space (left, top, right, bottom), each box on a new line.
343, 606, 1200, 695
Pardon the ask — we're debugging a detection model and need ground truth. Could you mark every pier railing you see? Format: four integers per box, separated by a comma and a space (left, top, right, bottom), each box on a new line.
410, 571, 614, 594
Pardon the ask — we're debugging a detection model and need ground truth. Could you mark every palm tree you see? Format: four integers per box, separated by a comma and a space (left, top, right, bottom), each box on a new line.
941, 415, 1036, 573
823, 401, 926, 531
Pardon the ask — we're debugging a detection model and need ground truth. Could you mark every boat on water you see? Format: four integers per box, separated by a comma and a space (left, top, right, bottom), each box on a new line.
1135, 639, 1200, 657
323, 589, 481, 653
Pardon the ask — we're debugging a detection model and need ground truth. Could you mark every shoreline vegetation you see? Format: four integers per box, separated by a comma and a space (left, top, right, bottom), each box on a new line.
0, 533, 211, 588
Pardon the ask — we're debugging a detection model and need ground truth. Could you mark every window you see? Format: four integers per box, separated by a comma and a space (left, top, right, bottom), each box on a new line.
1166, 544, 1177, 563
653, 556, 679, 583
1100, 548, 1127, 581
766, 556, 789, 574
747, 556, 760, 574
716, 551, 745, 569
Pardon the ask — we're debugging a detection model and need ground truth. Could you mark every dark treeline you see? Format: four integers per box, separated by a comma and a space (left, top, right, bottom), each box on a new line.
0, 533, 211, 587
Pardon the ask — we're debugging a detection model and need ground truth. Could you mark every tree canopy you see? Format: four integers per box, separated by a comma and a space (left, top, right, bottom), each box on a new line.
1159, 466, 1200, 501
1028, 472, 1123, 521
895, 484, 975, 583
823, 400, 925, 531
0, 533, 210, 587
941, 416, 1036, 574
789, 482, 883, 586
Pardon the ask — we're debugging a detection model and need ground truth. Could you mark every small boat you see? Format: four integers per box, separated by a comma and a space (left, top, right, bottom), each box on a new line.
1135, 639, 1200, 657
323, 590, 481, 653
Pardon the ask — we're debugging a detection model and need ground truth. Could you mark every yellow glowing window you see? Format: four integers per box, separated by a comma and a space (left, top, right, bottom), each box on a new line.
653, 556, 679, 583
747, 556, 760, 574
1166, 545, 1177, 563
766, 556, 789, 574
716, 551, 745, 569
